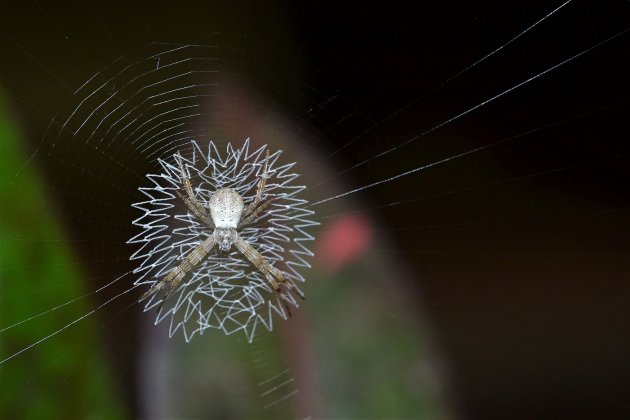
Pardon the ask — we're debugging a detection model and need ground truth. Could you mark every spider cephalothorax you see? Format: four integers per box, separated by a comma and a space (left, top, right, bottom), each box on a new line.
139, 150, 304, 314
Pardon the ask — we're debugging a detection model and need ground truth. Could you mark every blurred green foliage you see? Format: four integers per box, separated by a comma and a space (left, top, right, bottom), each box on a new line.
310, 261, 446, 418
0, 98, 126, 418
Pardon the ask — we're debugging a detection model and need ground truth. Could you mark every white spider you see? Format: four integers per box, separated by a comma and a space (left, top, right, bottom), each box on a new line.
139, 150, 304, 314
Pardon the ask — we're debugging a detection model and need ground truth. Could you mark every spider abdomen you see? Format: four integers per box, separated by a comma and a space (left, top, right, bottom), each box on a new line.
209, 188, 244, 229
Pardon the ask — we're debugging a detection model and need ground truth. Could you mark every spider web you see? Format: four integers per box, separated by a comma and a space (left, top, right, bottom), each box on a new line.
0, 1, 629, 418
129, 139, 316, 341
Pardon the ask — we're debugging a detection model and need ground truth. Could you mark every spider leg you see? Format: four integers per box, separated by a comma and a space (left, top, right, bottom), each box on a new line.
140, 236, 216, 312
238, 196, 274, 228
175, 190, 214, 227
242, 150, 270, 219
175, 153, 214, 228
233, 237, 304, 317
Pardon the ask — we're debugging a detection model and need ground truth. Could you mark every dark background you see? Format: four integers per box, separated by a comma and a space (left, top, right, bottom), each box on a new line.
1, 1, 630, 418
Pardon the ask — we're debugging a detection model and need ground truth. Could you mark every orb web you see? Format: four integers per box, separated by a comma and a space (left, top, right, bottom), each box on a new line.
128, 139, 316, 342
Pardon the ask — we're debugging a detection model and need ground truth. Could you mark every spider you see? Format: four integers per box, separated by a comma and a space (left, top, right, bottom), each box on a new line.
139, 150, 304, 314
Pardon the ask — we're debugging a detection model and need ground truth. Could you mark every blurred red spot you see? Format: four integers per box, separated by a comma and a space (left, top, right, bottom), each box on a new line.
315, 214, 373, 274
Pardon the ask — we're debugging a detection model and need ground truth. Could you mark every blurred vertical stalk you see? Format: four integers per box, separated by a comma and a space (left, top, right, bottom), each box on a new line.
0, 96, 127, 418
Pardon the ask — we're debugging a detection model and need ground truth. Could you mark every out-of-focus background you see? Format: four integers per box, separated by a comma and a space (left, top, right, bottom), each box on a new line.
1, 1, 630, 419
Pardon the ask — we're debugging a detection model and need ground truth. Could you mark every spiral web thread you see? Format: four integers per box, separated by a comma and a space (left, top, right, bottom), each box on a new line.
127, 139, 316, 342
